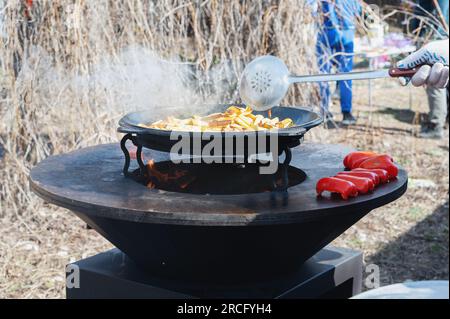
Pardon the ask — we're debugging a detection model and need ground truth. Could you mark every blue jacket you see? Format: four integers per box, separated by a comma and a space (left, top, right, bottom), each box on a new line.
312, 0, 362, 46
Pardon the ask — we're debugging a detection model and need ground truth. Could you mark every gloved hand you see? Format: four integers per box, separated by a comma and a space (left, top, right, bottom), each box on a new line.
397, 39, 449, 88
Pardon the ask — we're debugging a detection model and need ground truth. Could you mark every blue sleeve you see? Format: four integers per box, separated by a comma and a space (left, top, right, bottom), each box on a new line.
322, 1, 340, 29
321, 0, 342, 46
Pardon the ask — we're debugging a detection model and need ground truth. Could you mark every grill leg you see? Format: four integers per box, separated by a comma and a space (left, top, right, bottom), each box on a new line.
120, 134, 132, 177
277, 145, 292, 191
282, 146, 292, 166
121, 134, 147, 179
270, 145, 291, 206
136, 145, 146, 177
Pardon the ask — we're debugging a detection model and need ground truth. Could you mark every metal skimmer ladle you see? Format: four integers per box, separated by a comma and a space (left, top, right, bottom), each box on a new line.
239, 55, 418, 111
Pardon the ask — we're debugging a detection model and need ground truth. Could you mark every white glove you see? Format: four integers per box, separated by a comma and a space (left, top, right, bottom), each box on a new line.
397, 39, 449, 88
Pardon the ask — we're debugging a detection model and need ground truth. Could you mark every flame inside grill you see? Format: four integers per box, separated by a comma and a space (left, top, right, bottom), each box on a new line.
147, 160, 196, 190
140, 159, 306, 195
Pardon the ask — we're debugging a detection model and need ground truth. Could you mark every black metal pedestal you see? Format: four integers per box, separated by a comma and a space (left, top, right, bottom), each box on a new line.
66, 246, 362, 299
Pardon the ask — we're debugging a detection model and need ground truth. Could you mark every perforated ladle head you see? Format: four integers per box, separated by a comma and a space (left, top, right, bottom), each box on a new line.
239, 55, 290, 111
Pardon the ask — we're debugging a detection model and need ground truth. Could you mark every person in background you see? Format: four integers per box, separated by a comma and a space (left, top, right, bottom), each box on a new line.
316, 0, 362, 126
407, 0, 449, 139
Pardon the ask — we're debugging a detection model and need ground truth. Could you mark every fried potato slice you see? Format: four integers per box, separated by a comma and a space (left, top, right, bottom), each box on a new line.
141, 106, 294, 132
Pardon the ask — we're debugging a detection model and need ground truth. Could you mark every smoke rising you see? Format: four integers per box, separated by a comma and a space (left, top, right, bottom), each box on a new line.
15, 45, 241, 122
94, 47, 198, 109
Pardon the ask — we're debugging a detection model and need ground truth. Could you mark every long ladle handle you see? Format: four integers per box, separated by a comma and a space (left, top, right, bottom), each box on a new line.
388, 66, 421, 77
287, 66, 421, 83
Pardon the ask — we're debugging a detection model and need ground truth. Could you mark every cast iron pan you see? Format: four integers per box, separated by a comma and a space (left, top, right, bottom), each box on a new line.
117, 104, 322, 155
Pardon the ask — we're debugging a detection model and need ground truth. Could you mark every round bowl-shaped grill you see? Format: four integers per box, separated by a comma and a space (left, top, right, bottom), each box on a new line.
30, 143, 408, 282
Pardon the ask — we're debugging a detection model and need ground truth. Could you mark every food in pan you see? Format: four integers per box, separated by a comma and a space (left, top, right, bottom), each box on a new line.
138, 106, 294, 132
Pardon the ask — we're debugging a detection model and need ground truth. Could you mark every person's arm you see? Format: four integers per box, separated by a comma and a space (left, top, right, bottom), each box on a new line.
397, 39, 449, 88
322, 0, 343, 45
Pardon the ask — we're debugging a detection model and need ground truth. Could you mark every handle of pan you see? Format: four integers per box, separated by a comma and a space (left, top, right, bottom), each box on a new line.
117, 124, 149, 134
281, 126, 307, 136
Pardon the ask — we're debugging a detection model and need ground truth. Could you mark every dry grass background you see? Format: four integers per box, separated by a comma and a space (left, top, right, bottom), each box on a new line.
0, 1, 448, 298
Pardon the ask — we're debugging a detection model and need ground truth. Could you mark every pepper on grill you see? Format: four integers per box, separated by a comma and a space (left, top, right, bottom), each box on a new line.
352, 168, 390, 183
316, 177, 358, 200
343, 151, 378, 169
337, 170, 380, 186
317, 150, 400, 201
334, 175, 374, 194
357, 155, 399, 179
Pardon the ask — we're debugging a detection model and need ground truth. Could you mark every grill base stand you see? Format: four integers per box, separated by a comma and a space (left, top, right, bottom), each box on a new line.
66, 246, 362, 299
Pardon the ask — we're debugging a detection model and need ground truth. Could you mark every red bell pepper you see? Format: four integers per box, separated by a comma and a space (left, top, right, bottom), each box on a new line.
334, 175, 374, 194
357, 155, 398, 179
352, 168, 390, 184
316, 177, 358, 200
343, 151, 378, 169
337, 171, 380, 186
